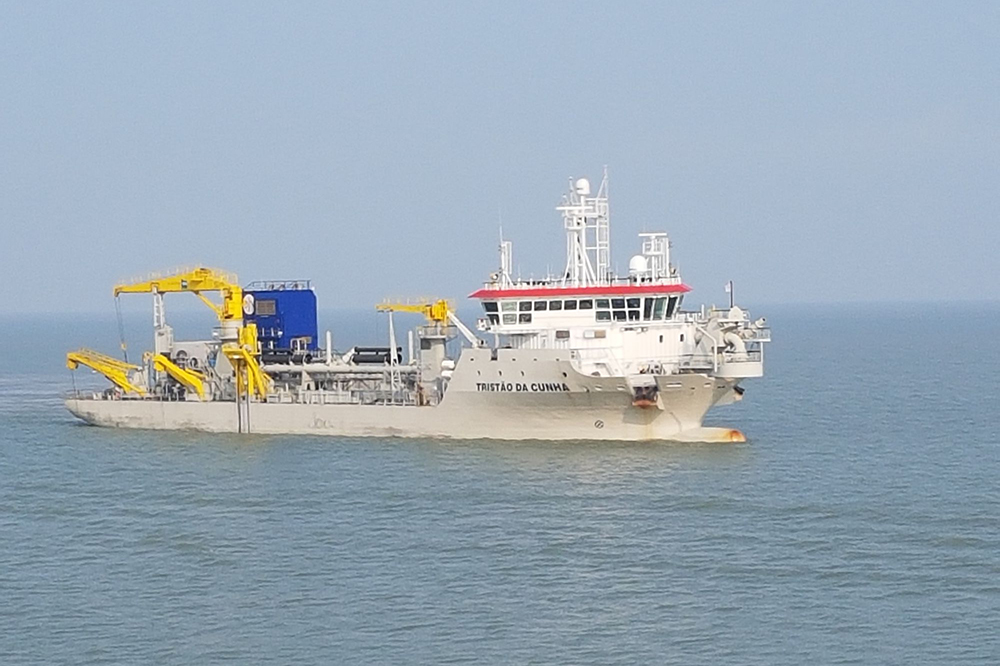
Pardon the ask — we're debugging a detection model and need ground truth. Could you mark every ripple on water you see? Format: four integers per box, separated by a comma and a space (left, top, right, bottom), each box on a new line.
2, 307, 1000, 664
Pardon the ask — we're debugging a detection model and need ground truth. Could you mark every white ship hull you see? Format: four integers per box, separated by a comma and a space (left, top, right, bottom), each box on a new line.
66, 349, 748, 442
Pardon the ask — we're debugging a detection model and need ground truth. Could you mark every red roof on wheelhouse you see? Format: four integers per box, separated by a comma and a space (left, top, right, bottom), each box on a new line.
468, 283, 691, 299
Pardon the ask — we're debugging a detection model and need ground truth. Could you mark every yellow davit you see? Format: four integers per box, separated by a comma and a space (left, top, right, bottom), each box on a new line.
66, 348, 146, 395
152, 354, 206, 400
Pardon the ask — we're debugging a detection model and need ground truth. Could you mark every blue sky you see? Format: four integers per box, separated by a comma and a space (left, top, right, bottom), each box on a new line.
1, 1, 997, 313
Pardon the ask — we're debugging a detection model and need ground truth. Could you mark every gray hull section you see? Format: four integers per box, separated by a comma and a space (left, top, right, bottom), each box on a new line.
66, 382, 742, 443
65, 349, 748, 442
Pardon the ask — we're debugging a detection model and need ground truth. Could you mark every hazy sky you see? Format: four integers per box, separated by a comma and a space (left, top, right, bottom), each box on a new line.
1, 1, 997, 314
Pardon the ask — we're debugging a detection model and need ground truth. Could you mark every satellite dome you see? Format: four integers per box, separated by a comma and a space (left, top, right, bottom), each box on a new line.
628, 255, 648, 275
575, 178, 591, 196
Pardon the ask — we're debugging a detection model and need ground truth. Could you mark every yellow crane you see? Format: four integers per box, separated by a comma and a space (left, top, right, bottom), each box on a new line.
375, 298, 452, 324
68, 266, 272, 400
113, 266, 244, 322
375, 298, 482, 346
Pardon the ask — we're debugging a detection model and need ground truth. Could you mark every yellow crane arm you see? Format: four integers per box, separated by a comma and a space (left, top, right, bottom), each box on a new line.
113, 267, 243, 321
220, 323, 271, 400
66, 348, 147, 395
222, 346, 271, 399
152, 354, 206, 400
376, 299, 451, 323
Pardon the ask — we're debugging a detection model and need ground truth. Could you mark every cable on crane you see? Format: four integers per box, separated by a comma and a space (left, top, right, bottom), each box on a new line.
115, 295, 129, 363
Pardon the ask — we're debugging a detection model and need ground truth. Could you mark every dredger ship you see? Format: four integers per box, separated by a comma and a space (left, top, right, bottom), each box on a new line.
66, 170, 770, 442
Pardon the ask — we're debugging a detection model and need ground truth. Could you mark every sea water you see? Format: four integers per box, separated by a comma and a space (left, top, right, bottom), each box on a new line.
1, 304, 998, 664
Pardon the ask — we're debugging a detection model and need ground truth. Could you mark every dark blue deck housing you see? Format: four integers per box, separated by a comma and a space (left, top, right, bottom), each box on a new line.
243, 280, 318, 361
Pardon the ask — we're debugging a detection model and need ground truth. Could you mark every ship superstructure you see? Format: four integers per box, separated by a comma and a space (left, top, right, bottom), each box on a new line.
472, 170, 768, 394
66, 170, 769, 442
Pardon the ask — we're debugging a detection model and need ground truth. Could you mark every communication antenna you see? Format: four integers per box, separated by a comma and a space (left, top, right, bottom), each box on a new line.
497, 207, 513, 288
557, 167, 611, 287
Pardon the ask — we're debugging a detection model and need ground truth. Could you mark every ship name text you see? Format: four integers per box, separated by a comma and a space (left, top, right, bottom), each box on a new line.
475, 382, 570, 393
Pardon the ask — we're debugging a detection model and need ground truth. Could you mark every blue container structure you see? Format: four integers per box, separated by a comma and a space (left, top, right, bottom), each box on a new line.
243, 280, 319, 363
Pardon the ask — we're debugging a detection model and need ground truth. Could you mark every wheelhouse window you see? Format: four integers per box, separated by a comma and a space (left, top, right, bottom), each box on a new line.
564, 300, 578, 310
653, 296, 667, 319
549, 300, 562, 311
518, 301, 532, 312
578, 299, 593, 310
627, 310, 641, 321
518, 313, 532, 324
533, 301, 547, 311
596, 311, 611, 321
626, 298, 640, 309
595, 299, 610, 309
613, 311, 627, 321
501, 301, 517, 312
502, 313, 517, 324
487, 314, 499, 324
483, 301, 499, 313
665, 296, 678, 318
611, 298, 626, 309
643, 298, 654, 320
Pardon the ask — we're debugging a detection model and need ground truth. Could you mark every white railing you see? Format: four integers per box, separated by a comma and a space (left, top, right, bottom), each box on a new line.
477, 274, 685, 292
743, 328, 771, 341
721, 350, 762, 363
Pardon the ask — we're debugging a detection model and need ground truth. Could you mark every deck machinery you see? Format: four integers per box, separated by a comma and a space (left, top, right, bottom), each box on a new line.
67, 267, 275, 428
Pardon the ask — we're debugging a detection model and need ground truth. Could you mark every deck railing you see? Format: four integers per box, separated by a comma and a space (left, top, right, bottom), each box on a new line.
721, 350, 762, 363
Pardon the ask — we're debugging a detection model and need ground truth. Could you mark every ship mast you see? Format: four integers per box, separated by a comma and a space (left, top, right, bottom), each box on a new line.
557, 167, 611, 287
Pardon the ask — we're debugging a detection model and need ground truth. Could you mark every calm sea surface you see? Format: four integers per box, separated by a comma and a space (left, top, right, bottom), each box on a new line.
1, 304, 998, 664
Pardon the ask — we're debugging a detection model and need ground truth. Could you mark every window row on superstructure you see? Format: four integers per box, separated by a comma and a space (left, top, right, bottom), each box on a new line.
482, 295, 683, 326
